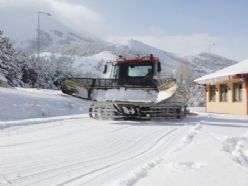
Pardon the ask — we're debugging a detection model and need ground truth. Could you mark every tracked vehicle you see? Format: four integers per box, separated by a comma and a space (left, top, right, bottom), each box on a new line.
62, 54, 187, 120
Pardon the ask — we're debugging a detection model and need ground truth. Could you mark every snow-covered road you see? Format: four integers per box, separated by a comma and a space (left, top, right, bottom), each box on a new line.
1, 113, 248, 186
0, 117, 189, 186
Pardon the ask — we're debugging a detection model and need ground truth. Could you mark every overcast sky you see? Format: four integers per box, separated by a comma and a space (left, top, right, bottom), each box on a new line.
0, 0, 248, 60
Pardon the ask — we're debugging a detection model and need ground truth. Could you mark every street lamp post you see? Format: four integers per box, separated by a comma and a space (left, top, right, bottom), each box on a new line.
37, 11, 51, 87
37, 11, 51, 62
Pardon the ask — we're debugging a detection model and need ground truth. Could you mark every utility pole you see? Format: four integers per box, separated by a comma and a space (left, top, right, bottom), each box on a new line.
37, 11, 51, 87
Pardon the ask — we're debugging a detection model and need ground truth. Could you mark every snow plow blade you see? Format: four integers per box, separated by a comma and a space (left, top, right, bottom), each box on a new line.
61, 78, 177, 103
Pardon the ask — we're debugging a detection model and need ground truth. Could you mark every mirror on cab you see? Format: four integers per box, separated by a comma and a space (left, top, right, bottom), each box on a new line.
158, 62, 161, 72
103, 64, 108, 74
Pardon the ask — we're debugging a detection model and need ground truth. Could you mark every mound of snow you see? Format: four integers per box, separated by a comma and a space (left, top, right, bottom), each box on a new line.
109, 159, 161, 186
0, 87, 89, 121
223, 132, 248, 167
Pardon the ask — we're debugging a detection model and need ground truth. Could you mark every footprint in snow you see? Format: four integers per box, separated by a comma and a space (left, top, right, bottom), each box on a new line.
223, 136, 248, 167
167, 161, 206, 172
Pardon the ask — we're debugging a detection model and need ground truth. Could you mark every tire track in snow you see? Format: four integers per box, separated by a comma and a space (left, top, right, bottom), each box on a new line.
0, 127, 88, 148
2, 126, 159, 176
4, 127, 179, 186
103, 124, 201, 186
98, 126, 189, 186
1, 126, 168, 186
54, 127, 179, 186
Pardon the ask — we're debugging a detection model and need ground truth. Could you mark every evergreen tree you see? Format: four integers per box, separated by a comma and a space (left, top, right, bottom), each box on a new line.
0, 30, 40, 87
0, 30, 21, 86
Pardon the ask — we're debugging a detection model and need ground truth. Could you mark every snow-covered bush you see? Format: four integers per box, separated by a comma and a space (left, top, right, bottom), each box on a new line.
0, 30, 29, 87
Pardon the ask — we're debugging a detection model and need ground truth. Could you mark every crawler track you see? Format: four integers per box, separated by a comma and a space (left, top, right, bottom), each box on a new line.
89, 101, 187, 120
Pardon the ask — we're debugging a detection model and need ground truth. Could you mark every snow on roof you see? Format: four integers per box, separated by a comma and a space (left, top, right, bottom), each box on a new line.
194, 59, 248, 84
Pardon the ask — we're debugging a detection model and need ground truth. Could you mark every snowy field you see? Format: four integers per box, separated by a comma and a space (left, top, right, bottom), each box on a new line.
0, 87, 248, 186
0, 87, 90, 122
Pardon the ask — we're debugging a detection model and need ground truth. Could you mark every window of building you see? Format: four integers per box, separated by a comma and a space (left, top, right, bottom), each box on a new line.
220, 84, 228, 102
209, 85, 216, 102
233, 82, 243, 102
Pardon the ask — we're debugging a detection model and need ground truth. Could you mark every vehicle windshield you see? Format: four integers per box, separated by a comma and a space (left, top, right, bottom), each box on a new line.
128, 64, 153, 77
113, 62, 154, 80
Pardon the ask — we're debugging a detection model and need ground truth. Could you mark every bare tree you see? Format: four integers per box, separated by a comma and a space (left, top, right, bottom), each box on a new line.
176, 57, 192, 102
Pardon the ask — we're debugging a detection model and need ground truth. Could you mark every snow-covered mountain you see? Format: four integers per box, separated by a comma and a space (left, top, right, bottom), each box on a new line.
14, 30, 182, 79
187, 52, 237, 79
16, 29, 104, 55
17, 30, 236, 76
124, 39, 182, 68
16, 29, 237, 72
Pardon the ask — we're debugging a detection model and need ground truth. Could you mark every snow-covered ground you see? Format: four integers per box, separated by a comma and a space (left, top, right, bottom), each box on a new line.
0, 87, 89, 122
0, 87, 248, 186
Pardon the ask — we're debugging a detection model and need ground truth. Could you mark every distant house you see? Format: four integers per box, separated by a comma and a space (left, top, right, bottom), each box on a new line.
194, 59, 248, 115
